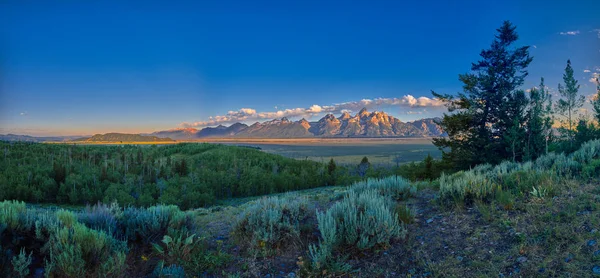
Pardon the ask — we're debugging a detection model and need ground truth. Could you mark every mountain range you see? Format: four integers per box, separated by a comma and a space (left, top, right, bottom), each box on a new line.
151, 108, 445, 139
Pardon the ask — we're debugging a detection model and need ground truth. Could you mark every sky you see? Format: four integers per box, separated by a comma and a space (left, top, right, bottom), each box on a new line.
0, 0, 599, 136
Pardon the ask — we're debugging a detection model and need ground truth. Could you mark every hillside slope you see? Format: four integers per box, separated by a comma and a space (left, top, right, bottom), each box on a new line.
74, 133, 174, 142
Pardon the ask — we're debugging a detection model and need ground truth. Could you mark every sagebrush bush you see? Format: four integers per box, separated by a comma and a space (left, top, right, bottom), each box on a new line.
234, 195, 309, 248
309, 190, 404, 270
153, 262, 186, 278
56, 209, 77, 228
11, 248, 32, 278
78, 202, 120, 237
439, 171, 499, 204
48, 221, 128, 277
121, 205, 194, 243
0, 200, 26, 230
571, 139, 600, 164
351, 176, 416, 200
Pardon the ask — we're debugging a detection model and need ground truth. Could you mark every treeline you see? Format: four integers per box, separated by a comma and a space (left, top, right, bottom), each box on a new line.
0, 142, 407, 209
433, 21, 600, 170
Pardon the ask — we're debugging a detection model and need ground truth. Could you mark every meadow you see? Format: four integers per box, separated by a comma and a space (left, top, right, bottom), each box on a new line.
210, 138, 441, 165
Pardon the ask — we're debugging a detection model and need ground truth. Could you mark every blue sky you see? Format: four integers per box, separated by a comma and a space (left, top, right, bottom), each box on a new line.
1, 0, 599, 136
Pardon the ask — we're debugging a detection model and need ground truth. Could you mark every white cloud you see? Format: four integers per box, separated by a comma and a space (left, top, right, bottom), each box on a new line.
19, 112, 27, 116
181, 95, 444, 127
584, 69, 591, 73
593, 29, 600, 39
559, 30, 580, 35
590, 72, 600, 84
532, 45, 537, 49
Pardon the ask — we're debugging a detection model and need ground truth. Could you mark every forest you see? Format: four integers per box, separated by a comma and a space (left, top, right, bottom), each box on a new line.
0, 141, 442, 210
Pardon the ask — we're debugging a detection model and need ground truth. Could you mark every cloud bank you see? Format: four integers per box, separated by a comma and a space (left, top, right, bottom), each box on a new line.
181, 95, 444, 127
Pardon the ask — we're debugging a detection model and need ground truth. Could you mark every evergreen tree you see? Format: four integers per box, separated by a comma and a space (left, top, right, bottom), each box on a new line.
433, 21, 532, 169
423, 154, 434, 180
555, 59, 585, 147
592, 78, 600, 125
575, 119, 595, 148
357, 156, 370, 177
524, 78, 553, 160
327, 158, 337, 185
327, 158, 336, 176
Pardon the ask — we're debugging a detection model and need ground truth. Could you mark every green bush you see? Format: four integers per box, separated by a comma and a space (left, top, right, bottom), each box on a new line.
0, 200, 26, 230
234, 195, 309, 248
582, 159, 600, 179
439, 171, 499, 205
11, 248, 32, 278
121, 205, 194, 244
571, 139, 600, 164
309, 190, 405, 270
351, 176, 416, 200
47, 222, 128, 277
78, 202, 120, 237
153, 262, 186, 278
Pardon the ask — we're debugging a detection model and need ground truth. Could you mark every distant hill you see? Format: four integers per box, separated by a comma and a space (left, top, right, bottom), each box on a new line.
0, 134, 82, 142
151, 108, 446, 139
150, 128, 199, 140
73, 133, 174, 142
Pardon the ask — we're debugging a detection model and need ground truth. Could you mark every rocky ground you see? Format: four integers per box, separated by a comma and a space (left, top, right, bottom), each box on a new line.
196, 181, 600, 277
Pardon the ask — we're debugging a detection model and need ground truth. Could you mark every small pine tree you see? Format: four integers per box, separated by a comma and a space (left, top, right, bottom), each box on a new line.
592, 78, 600, 125
555, 59, 585, 147
524, 78, 553, 160
327, 159, 337, 185
327, 158, 336, 176
357, 157, 370, 177
423, 154, 434, 180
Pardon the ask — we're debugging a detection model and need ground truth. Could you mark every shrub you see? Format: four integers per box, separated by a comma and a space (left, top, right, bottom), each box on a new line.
56, 209, 77, 228
0, 200, 26, 230
396, 205, 414, 224
78, 203, 119, 237
47, 221, 127, 277
439, 171, 499, 205
152, 262, 186, 278
582, 159, 600, 178
351, 176, 416, 201
571, 139, 600, 164
120, 205, 194, 244
534, 152, 566, 171
234, 195, 309, 248
309, 190, 404, 270
11, 248, 32, 278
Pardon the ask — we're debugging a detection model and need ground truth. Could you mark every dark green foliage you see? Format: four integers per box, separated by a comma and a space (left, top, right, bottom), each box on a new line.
395, 154, 448, 181
0, 142, 339, 209
357, 156, 371, 177
523, 78, 553, 160
327, 158, 337, 185
592, 78, 600, 124
433, 21, 533, 169
555, 60, 585, 146
574, 120, 597, 149
582, 159, 600, 179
